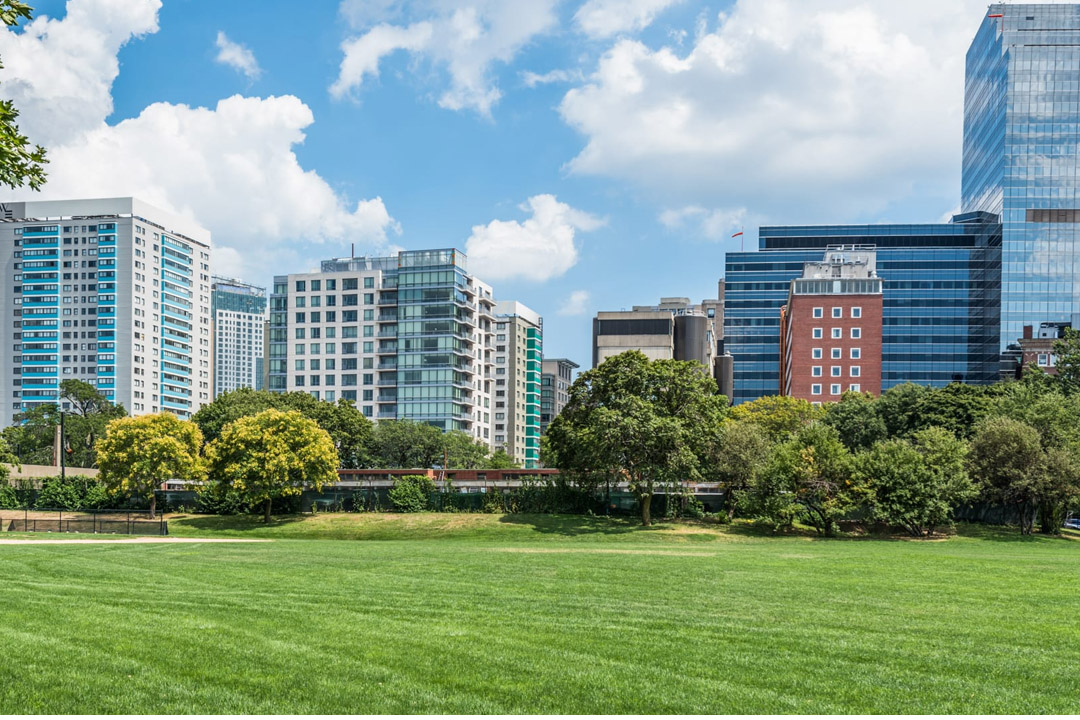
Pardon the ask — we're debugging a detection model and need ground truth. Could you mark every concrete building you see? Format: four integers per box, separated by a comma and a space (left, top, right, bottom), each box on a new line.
592, 295, 722, 374
779, 247, 883, 403
211, 277, 267, 397
540, 357, 578, 434
493, 301, 542, 468
269, 249, 499, 447
0, 197, 212, 425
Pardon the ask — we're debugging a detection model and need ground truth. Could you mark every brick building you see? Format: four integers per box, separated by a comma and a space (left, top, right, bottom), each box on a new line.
779, 247, 883, 403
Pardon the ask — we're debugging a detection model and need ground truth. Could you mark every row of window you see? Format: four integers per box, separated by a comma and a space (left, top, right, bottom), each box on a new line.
811, 348, 862, 360
812, 327, 863, 339
294, 278, 373, 292
810, 366, 862, 378
812, 306, 863, 319
811, 384, 861, 396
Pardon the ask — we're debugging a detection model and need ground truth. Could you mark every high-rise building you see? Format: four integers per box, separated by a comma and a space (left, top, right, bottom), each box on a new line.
592, 296, 722, 373
779, 247, 883, 403
493, 301, 542, 468
540, 357, 578, 434
0, 198, 212, 425
211, 277, 267, 397
269, 249, 498, 446
963, 4, 1080, 351
724, 217, 1001, 405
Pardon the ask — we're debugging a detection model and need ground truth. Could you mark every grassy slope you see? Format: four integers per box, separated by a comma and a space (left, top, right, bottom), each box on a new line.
0, 514, 1077, 713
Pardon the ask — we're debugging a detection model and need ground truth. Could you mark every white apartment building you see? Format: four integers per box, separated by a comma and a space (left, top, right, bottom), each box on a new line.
211, 277, 267, 397
0, 198, 212, 426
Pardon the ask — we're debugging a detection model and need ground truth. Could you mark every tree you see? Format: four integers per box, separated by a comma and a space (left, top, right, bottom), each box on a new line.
371, 420, 445, 468
875, 383, 930, 438
1038, 445, 1080, 534
96, 413, 204, 519
1052, 326, 1080, 394
911, 383, 1003, 440
969, 416, 1045, 535
548, 351, 725, 526
192, 388, 372, 468
823, 391, 886, 450
727, 395, 823, 442
0, 1, 47, 191
708, 420, 771, 519
441, 430, 490, 469
0, 433, 16, 485
207, 409, 339, 522
539, 434, 558, 468
486, 448, 520, 469
743, 423, 857, 536
857, 428, 975, 537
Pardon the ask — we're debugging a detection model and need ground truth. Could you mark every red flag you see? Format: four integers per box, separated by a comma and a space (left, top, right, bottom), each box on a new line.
988, 13, 1003, 18
731, 231, 744, 238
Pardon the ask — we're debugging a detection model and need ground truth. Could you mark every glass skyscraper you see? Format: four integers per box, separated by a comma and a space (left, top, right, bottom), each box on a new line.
963, 4, 1080, 350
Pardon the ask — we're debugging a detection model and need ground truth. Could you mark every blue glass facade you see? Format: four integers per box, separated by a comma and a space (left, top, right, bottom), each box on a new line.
724, 219, 1002, 405
963, 4, 1080, 350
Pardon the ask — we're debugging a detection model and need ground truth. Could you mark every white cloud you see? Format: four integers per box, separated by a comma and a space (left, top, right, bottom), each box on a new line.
0, 0, 399, 281
332, 0, 559, 115
575, 0, 682, 39
558, 290, 591, 316
465, 194, 605, 282
560, 0, 992, 221
521, 68, 584, 88
659, 205, 746, 240
215, 31, 261, 80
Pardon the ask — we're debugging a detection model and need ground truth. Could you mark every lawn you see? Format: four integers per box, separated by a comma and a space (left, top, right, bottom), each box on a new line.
0, 513, 1077, 713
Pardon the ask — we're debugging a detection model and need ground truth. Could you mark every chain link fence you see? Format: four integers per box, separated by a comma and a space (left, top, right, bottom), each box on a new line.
0, 508, 168, 536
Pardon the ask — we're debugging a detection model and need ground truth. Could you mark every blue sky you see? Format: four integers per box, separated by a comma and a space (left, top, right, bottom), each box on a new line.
1, 0, 1002, 365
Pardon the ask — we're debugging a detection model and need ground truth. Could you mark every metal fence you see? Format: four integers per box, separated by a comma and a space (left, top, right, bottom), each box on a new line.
0, 508, 168, 536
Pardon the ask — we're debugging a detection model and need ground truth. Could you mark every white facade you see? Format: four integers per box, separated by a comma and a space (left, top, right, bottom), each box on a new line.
211, 277, 267, 397
0, 198, 212, 426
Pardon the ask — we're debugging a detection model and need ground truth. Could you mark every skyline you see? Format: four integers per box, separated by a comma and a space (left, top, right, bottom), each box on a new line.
0, 0, 1060, 366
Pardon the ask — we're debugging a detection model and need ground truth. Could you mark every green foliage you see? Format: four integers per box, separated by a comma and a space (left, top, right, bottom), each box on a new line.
823, 391, 887, 450
912, 383, 1004, 440
482, 488, 507, 514
96, 413, 205, 519
485, 449, 520, 469
874, 383, 930, 438
727, 395, 823, 441
388, 474, 436, 513
548, 351, 726, 525
1051, 326, 1080, 395
207, 409, 340, 522
969, 417, 1046, 535
538, 434, 558, 468
708, 420, 771, 518
193, 388, 373, 469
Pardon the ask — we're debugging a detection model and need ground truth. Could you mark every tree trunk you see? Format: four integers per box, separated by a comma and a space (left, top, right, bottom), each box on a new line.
148, 492, 156, 521
264, 497, 273, 524
640, 493, 652, 527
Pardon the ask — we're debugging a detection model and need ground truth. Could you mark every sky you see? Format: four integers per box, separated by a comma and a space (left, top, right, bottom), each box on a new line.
0, 0, 1018, 365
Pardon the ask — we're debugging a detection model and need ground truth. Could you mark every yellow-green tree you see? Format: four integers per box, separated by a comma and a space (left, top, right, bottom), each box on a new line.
207, 409, 339, 522
96, 413, 204, 519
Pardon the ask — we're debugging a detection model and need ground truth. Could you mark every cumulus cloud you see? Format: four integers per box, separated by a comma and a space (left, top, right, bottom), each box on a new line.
558, 290, 591, 316
520, 68, 584, 88
575, 0, 683, 39
560, 0, 992, 221
465, 195, 605, 282
214, 31, 261, 79
0, 0, 399, 279
331, 0, 559, 115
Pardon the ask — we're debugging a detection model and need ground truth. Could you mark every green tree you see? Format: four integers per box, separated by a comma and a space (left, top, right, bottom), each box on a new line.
486, 448, 520, 469
548, 351, 725, 526
0, 433, 16, 485
371, 420, 445, 468
875, 382, 930, 438
858, 428, 975, 537
969, 416, 1045, 535
441, 430, 490, 469
913, 383, 1004, 440
708, 420, 771, 519
207, 409, 339, 523
728, 395, 823, 441
387, 474, 436, 513
192, 388, 372, 468
1052, 326, 1080, 394
823, 391, 886, 450
539, 434, 557, 468
1037, 445, 1080, 534
743, 423, 857, 536
96, 413, 204, 519
0, 1, 47, 190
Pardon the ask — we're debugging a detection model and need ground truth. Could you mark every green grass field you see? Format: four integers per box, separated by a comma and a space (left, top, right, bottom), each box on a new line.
1, 513, 1078, 713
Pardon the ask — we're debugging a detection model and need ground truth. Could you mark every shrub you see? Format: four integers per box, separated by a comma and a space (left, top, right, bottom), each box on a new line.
482, 488, 507, 514
34, 475, 110, 511
388, 475, 435, 513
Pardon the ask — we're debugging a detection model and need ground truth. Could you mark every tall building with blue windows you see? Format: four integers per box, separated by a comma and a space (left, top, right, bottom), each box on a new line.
211, 276, 267, 397
963, 4, 1080, 351
724, 217, 1002, 405
0, 198, 212, 426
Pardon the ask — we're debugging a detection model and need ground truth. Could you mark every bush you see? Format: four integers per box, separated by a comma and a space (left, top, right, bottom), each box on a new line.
482, 488, 507, 514
388, 475, 435, 513
34, 475, 110, 510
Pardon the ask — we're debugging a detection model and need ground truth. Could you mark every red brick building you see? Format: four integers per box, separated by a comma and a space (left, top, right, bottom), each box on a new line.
779, 247, 883, 404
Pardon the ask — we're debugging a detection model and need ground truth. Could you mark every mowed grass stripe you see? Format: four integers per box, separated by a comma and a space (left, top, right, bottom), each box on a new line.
0, 516, 1077, 713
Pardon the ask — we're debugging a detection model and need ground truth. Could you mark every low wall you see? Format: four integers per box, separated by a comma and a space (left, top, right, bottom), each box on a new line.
2, 463, 99, 481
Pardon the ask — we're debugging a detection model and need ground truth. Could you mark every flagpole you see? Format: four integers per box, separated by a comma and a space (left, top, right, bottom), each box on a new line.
60, 410, 65, 481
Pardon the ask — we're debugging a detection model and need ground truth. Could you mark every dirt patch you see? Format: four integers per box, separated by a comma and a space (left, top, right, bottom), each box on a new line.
488, 547, 717, 557
0, 537, 270, 545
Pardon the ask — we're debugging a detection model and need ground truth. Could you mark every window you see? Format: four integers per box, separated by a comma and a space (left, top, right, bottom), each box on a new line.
831, 328, 842, 339
1038, 353, 1049, 367
295, 281, 306, 292
850, 348, 861, 360
326, 279, 337, 291
831, 366, 841, 377
831, 348, 841, 359
295, 296, 306, 308
831, 307, 842, 318
364, 277, 374, 289
811, 384, 822, 396
849, 384, 861, 393
343, 278, 358, 291
851, 366, 861, 378
811, 366, 822, 377
850, 328, 861, 339
812, 328, 823, 339
310, 280, 321, 291
851, 307, 862, 319
363, 293, 374, 305
830, 384, 841, 395
812, 348, 823, 360
295, 312, 305, 323
813, 307, 823, 319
